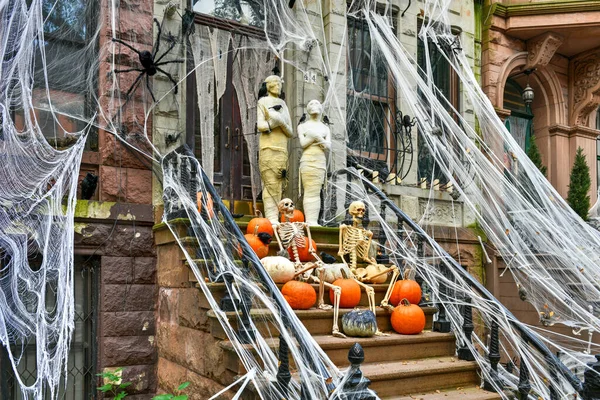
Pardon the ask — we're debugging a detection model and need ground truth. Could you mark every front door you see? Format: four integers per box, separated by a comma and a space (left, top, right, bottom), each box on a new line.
188, 41, 253, 210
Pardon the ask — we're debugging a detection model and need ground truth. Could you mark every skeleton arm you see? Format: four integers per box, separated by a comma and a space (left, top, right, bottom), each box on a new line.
273, 225, 284, 252
365, 229, 376, 264
304, 223, 320, 261
338, 224, 348, 265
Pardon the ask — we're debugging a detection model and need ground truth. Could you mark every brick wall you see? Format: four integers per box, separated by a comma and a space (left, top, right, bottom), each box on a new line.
84, 0, 158, 395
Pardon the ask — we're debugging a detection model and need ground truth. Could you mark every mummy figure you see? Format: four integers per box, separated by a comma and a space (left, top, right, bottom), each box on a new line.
339, 201, 400, 312
275, 198, 347, 337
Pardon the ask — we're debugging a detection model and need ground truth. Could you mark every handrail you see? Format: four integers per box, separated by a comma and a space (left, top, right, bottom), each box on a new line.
163, 145, 335, 396
339, 168, 584, 395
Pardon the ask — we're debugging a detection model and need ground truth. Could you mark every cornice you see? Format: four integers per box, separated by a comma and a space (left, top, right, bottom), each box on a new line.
492, 1, 600, 19
548, 124, 600, 139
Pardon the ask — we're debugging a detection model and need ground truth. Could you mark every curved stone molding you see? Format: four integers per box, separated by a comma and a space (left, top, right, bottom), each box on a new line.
570, 48, 600, 126
525, 32, 563, 70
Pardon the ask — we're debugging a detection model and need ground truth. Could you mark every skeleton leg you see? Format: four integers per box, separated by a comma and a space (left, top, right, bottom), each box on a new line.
313, 267, 332, 310
330, 284, 346, 338
354, 279, 388, 336
380, 265, 400, 312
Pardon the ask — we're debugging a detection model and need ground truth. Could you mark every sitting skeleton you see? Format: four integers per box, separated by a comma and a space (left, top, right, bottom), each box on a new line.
274, 198, 348, 337
339, 201, 400, 312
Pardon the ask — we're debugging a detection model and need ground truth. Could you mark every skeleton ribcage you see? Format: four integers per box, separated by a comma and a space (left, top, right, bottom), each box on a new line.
279, 222, 306, 248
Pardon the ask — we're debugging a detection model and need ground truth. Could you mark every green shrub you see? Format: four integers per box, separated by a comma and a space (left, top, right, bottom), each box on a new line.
567, 147, 591, 220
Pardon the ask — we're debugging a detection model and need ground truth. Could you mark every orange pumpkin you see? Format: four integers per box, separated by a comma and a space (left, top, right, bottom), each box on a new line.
282, 281, 317, 310
330, 279, 361, 308
390, 273, 422, 306
244, 224, 271, 259
391, 299, 425, 335
287, 237, 317, 262
196, 192, 215, 219
248, 210, 274, 237
280, 209, 305, 223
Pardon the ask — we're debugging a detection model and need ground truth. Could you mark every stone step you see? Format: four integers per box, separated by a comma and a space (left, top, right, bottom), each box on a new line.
191, 280, 417, 309
238, 222, 341, 245
384, 386, 501, 400
219, 330, 456, 374
361, 357, 480, 398
205, 306, 437, 340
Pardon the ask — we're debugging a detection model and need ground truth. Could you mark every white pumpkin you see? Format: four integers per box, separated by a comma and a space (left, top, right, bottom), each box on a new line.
364, 264, 389, 284
321, 263, 351, 283
261, 256, 295, 283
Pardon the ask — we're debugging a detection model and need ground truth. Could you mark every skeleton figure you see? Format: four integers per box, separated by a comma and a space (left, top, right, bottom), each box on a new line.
339, 201, 376, 271
339, 201, 401, 313
274, 199, 313, 267
275, 198, 347, 337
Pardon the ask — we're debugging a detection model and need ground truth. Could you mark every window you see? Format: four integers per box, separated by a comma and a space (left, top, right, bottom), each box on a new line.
192, 0, 265, 29
0, 255, 98, 400
13, 0, 98, 150
346, 15, 396, 173
416, 27, 461, 185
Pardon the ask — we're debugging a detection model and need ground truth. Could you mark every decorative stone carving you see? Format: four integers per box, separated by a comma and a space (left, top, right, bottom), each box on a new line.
571, 49, 600, 126
419, 199, 463, 227
524, 32, 563, 70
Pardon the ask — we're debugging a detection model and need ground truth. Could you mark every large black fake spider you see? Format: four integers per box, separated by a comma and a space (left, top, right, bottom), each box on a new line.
112, 18, 184, 103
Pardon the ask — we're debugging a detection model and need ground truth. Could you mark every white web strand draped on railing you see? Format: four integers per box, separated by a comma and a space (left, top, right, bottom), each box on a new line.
161, 153, 356, 399
4, 0, 600, 397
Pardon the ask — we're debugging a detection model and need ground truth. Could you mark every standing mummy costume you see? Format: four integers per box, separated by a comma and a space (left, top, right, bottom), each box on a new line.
298, 99, 331, 226
256, 75, 293, 224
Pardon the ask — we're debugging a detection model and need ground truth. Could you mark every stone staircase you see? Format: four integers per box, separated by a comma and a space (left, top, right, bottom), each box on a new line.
155, 219, 502, 399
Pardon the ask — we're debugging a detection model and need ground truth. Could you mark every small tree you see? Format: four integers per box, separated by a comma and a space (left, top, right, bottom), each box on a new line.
567, 146, 591, 220
526, 135, 547, 177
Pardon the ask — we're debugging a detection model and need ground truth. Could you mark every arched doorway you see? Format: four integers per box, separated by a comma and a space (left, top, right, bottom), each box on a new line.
503, 79, 533, 152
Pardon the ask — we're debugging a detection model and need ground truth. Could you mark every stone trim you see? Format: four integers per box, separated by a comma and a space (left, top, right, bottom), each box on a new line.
525, 32, 563, 70
548, 124, 600, 139
495, 108, 511, 121
491, 0, 600, 18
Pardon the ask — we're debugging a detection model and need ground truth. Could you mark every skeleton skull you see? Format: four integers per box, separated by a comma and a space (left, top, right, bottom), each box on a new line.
278, 198, 295, 220
348, 201, 366, 219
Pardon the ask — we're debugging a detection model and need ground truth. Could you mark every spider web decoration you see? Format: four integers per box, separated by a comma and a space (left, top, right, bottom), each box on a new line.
3, 0, 600, 398
112, 17, 184, 105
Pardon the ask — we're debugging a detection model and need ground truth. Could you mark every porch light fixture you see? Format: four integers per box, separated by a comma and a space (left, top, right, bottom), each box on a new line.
522, 69, 535, 106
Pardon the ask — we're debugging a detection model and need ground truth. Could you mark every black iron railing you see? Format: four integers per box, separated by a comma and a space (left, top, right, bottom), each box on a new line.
163, 145, 358, 399
335, 168, 590, 397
